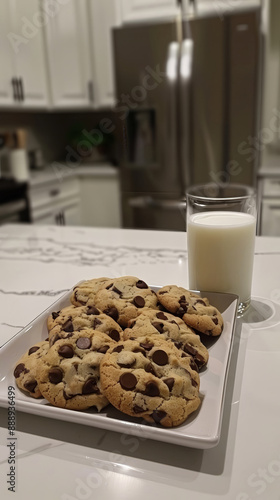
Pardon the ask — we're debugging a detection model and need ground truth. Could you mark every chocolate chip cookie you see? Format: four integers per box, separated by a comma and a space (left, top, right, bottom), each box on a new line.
123, 308, 209, 369
47, 304, 123, 346
157, 285, 223, 336
94, 276, 158, 328
14, 341, 49, 398
37, 331, 116, 411
100, 336, 201, 427
70, 277, 110, 307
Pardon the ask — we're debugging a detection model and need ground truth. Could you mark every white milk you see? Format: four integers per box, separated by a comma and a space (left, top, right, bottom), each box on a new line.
187, 211, 256, 303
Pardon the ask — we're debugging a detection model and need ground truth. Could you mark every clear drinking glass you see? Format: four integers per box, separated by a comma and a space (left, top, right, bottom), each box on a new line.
186, 184, 257, 316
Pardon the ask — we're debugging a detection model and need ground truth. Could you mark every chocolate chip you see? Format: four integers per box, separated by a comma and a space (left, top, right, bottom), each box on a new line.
112, 286, 122, 296
76, 337, 91, 349
152, 322, 164, 333
175, 342, 183, 349
139, 342, 154, 351
144, 382, 160, 397
190, 359, 199, 372
163, 377, 174, 391
133, 296, 145, 308
87, 306, 100, 315
24, 380, 37, 393
152, 349, 168, 366
195, 299, 207, 306
82, 378, 100, 394
112, 345, 124, 353
184, 344, 197, 356
52, 311, 60, 320
58, 345, 74, 358
93, 318, 102, 328
136, 280, 148, 289
145, 363, 157, 376
195, 353, 205, 367
108, 329, 120, 342
28, 346, 40, 355
49, 367, 63, 384
62, 320, 73, 333
179, 295, 188, 304
213, 317, 219, 325
191, 378, 198, 387
177, 305, 187, 316
133, 405, 144, 414
119, 372, 137, 390
104, 306, 119, 322
156, 311, 168, 320
14, 363, 28, 378
152, 410, 167, 423
97, 345, 110, 354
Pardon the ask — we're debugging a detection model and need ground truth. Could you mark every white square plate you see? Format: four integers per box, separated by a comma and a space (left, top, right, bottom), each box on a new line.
0, 287, 238, 449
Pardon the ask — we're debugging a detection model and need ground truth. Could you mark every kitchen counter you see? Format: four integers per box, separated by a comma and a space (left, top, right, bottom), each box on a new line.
0, 224, 280, 499
29, 163, 119, 187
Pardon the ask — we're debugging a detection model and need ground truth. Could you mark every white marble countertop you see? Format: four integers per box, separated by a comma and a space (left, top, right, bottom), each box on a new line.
0, 223, 280, 499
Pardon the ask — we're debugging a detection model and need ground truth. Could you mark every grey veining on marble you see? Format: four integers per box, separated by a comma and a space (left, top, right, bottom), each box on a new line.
0, 234, 186, 267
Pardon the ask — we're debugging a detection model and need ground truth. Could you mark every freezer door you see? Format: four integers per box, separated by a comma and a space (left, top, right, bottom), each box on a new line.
182, 9, 261, 188
227, 10, 261, 187
183, 15, 227, 186
113, 21, 184, 196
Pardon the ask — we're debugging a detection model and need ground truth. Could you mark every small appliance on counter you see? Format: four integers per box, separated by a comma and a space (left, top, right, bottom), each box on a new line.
9, 129, 29, 182
0, 129, 29, 182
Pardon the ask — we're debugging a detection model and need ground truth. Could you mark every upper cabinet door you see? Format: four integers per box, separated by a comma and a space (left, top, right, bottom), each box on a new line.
88, 0, 122, 108
120, 0, 179, 23
0, 0, 49, 108
43, 0, 92, 108
0, 1, 16, 106
11, 0, 50, 108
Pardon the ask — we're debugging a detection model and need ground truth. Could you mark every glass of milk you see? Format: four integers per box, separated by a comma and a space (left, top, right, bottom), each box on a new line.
186, 184, 257, 316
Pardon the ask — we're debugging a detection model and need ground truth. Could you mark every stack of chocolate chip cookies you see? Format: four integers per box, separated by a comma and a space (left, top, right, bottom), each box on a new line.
13, 276, 224, 428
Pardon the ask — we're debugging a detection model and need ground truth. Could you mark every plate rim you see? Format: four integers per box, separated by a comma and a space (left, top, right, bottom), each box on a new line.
0, 284, 239, 449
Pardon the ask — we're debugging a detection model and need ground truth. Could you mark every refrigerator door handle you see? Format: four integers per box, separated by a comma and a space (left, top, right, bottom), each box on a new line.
128, 196, 186, 210
165, 41, 180, 178
179, 38, 194, 188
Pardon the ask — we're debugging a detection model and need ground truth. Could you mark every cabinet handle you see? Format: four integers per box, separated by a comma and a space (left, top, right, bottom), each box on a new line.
268, 205, 280, 210
11, 78, 18, 100
88, 81, 94, 102
49, 189, 60, 197
18, 78, 24, 101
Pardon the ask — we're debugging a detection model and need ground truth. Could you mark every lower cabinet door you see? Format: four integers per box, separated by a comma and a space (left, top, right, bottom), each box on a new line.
261, 198, 280, 236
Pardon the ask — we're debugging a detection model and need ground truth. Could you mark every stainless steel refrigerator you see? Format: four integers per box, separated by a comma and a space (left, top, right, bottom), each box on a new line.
113, 6, 262, 231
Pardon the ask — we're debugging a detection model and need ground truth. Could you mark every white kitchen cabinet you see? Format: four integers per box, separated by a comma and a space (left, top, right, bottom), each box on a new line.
79, 168, 121, 227
120, 0, 179, 23
261, 198, 280, 236
0, 0, 49, 108
29, 176, 81, 226
43, 0, 92, 108
258, 172, 280, 236
88, 0, 122, 108
0, 2, 15, 106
